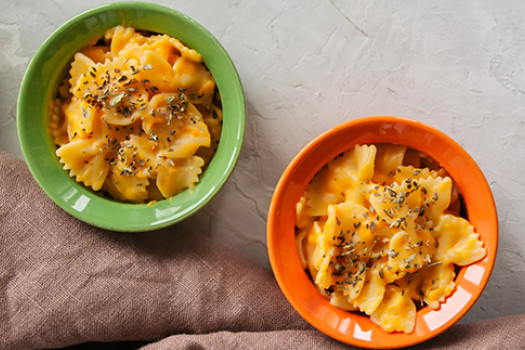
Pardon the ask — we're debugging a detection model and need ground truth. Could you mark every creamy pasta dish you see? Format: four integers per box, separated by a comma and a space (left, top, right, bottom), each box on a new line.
48, 26, 222, 203
295, 143, 486, 333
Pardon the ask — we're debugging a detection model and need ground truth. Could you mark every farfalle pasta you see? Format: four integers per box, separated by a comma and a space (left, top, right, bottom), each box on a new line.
48, 26, 222, 203
295, 143, 486, 334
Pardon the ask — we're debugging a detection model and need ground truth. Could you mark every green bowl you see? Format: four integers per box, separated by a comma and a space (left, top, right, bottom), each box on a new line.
17, 2, 246, 232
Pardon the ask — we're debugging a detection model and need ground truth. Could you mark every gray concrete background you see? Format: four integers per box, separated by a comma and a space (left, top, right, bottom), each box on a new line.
1, 0, 524, 324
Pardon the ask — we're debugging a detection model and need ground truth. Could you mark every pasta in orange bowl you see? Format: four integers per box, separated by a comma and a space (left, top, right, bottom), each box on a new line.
295, 143, 486, 334
267, 116, 498, 349
49, 26, 222, 203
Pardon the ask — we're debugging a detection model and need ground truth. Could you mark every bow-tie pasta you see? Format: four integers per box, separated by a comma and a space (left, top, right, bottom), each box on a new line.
48, 26, 222, 203
295, 143, 486, 334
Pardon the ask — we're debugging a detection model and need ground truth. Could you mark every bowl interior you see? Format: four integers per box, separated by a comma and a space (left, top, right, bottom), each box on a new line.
17, 2, 245, 232
267, 116, 498, 349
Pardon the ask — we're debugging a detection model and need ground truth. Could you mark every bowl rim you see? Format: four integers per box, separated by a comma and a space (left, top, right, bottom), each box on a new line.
17, 1, 246, 232
267, 116, 498, 348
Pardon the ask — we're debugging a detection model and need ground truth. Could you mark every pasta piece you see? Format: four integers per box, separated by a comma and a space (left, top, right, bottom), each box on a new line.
64, 99, 102, 139
81, 44, 111, 64
394, 262, 456, 309
295, 227, 311, 270
302, 144, 376, 216
366, 181, 424, 228
155, 156, 205, 198
351, 261, 387, 315
106, 25, 136, 57
173, 55, 216, 106
56, 139, 109, 191
168, 36, 202, 62
416, 176, 452, 224
306, 221, 325, 281
372, 143, 406, 185
336, 260, 367, 303
112, 134, 156, 179
370, 285, 417, 333
328, 144, 376, 204
144, 93, 210, 159
295, 195, 312, 229
68, 53, 96, 92
391, 165, 437, 184
144, 35, 180, 64
329, 144, 376, 183
393, 270, 426, 302
329, 201, 376, 247
381, 229, 435, 283
433, 214, 486, 266
301, 165, 345, 217
312, 229, 337, 290
196, 104, 223, 166
48, 98, 69, 147
420, 262, 456, 309
330, 290, 358, 311
104, 169, 150, 203
134, 49, 178, 92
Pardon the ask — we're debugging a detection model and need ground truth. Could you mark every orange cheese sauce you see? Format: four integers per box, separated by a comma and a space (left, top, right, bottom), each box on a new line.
295, 143, 486, 333
48, 26, 223, 203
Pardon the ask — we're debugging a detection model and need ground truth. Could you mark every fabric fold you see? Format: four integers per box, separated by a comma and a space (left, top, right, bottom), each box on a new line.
0, 150, 308, 350
1, 149, 524, 350
139, 313, 525, 350
138, 314, 525, 350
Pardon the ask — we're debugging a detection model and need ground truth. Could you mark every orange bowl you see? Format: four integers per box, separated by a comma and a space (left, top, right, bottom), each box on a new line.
267, 116, 498, 349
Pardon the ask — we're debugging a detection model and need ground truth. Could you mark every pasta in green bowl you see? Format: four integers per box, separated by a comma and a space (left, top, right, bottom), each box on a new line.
17, 2, 245, 231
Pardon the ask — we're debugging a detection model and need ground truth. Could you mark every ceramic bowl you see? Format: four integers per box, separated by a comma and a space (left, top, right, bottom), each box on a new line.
17, 2, 245, 232
267, 116, 498, 348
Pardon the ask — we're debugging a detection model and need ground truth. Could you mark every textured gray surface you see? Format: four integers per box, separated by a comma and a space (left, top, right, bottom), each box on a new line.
1, 0, 524, 324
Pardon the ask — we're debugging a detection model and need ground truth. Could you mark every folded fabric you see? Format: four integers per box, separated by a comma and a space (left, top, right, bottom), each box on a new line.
0, 149, 523, 350
141, 315, 525, 350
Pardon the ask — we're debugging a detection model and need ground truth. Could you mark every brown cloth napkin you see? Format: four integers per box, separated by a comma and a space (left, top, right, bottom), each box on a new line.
0, 149, 524, 350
